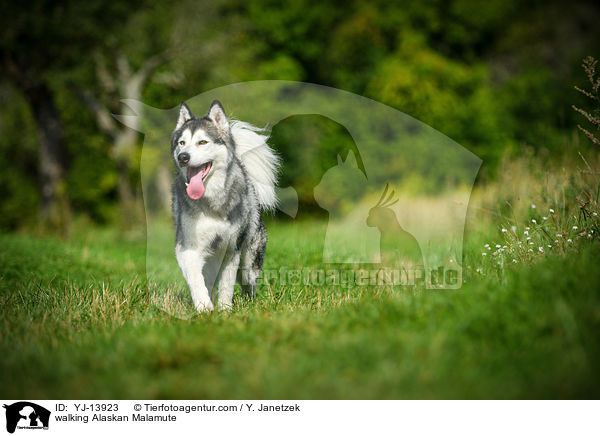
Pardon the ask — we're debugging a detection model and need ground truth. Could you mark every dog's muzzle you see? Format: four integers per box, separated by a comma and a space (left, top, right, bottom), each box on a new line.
178, 152, 190, 166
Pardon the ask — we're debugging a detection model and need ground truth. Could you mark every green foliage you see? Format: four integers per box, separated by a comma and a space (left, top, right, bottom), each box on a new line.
0, 0, 147, 75
270, 115, 361, 213
497, 67, 572, 150
56, 88, 122, 223
0, 86, 40, 230
366, 32, 509, 164
2, 0, 600, 228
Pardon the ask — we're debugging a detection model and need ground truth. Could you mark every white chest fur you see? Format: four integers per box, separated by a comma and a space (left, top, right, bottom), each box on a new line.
180, 210, 236, 251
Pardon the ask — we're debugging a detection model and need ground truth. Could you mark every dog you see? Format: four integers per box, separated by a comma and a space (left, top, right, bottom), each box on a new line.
171, 100, 280, 312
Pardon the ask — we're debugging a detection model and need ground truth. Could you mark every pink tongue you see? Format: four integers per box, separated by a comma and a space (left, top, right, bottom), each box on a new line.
186, 171, 205, 200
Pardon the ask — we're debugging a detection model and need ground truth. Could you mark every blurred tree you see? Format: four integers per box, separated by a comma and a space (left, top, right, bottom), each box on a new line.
0, 85, 40, 230
0, 0, 143, 232
489, 0, 600, 152
366, 32, 508, 165
2, 0, 600, 230
80, 52, 164, 229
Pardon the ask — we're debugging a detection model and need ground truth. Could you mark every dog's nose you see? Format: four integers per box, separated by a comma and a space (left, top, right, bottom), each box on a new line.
178, 152, 190, 166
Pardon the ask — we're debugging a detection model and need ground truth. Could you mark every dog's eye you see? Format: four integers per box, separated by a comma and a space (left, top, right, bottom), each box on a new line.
179, 140, 185, 146
198, 140, 208, 145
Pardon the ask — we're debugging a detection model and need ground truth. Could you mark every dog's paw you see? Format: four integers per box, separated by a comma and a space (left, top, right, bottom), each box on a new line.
216, 301, 233, 312
195, 300, 214, 313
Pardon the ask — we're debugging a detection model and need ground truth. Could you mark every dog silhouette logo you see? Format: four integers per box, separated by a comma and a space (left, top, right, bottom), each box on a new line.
3, 402, 50, 433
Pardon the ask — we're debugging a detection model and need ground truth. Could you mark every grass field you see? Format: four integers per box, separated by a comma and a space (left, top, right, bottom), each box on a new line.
1, 207, 600, 398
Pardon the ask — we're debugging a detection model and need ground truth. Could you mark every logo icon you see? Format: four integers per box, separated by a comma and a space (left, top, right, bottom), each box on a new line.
3, 402, 50, 434
119, 80, 481, 317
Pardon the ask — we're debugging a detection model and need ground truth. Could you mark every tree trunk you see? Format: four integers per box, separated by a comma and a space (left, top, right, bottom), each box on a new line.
25, 83, 70, 234
156, 163, 173, 214
79, 52, 165, 232
116, 159, 139, 230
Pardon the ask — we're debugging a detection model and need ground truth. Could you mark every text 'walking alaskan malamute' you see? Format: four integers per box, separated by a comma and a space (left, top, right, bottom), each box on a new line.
171, 100, 279, 312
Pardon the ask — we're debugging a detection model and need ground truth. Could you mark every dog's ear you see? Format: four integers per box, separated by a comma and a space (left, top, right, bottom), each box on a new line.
175, 102, 193, 130
207, 100, 229, 135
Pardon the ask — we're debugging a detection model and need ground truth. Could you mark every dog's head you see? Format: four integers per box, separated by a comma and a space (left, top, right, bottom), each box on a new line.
171, 100, 232, 200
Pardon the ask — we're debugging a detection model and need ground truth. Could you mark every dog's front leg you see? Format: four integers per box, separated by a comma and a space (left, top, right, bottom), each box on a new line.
216, 251, 241, 311
175, 244, 214, 312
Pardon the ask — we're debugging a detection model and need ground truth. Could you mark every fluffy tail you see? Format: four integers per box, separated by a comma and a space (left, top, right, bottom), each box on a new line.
230, 120, 281, 211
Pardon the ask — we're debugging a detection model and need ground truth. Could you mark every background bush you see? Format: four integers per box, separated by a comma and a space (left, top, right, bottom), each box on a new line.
1, 0, 599, 229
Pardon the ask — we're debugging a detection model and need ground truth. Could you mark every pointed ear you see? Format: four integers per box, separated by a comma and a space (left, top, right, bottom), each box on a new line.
175, 102, 193, 130
344, 151, 358, 168
207, 100, 229, 134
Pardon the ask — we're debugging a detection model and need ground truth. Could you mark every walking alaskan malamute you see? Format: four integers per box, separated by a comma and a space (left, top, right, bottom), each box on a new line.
171, 100, 279, 312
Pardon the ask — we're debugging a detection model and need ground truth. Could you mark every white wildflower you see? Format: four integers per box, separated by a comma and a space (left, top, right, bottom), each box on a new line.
549, 208, 555, 213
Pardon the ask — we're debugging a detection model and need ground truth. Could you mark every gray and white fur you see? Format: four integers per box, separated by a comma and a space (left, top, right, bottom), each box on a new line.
171, 100, 280, 312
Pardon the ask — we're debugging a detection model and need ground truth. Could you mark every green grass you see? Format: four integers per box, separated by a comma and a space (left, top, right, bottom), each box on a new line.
1, 219, 600, 399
